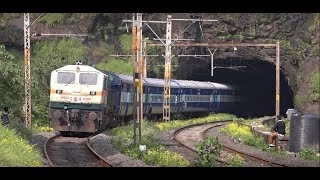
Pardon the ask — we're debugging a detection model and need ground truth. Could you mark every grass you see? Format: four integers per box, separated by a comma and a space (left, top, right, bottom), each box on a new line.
297, 147, 320, 161
96, 58, 133, 75
221, 121, 286, 156
226, 154, 245, 167
221, 122, 267, 150
112, 120, 189, 167
156, 113, 237, 132
0, 124, 42, 167
111, 113, 236, 167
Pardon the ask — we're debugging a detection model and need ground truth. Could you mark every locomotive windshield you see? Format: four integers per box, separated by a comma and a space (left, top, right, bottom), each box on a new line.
57, 72, 75, 84
80, 73, 98, 85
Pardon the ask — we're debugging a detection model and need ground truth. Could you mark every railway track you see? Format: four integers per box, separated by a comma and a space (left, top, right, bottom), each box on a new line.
174, 120, 290, 167
173, 120, 232, 166
201, 125, 289, 167
44, 133, 112, 167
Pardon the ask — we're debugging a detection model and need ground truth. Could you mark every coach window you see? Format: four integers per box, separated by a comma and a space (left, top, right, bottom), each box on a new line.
80, 73, 98, 85
57, 72, 75, 84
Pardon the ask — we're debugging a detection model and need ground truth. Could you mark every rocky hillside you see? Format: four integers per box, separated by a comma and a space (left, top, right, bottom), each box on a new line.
0, 13, 319, 115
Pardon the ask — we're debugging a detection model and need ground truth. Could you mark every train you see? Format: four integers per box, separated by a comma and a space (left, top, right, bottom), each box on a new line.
49, 63, 244, 136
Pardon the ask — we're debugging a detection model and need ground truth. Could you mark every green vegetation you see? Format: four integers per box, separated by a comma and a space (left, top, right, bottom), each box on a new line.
31, 121, 54, 134
112, 121, 189, 167
217, 34, 233, 41
295, 38, 312, 59
7, 117, 33, 141
233, 32, 245, 42
226, 154, 245, 167
97, 58, 133, 75
221, 121, 287, 156
248, 26, 256, 37
96, 23, 115, 40
0, 45, 24, 118
0, 124, 42, 167
94, 41, 133, 75
0, 13, 20, 27
295, 71, 319, 110
92, 41, 115, 60
221, 122, 268, 150
112, 113, 235, 166
39, 13, 96, 27
196, 136, 222, 167
156, 113, 237, 132
294, 94, 307, 111
119, 34, 132, 54
280, 40, 294, 51
297, 147, 320, 161
256, 13, 268, 24
39, 13, 66, 26
219, 14, 235, 23
95, 35, 179, 77
308, 14, 320, 33
310, 71, 320, 102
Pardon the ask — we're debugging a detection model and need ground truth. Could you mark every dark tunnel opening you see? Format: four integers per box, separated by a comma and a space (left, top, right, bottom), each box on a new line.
183, 57, 294, 118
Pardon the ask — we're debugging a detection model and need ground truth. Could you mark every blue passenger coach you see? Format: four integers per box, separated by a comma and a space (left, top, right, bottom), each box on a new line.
103, 72, 243, 122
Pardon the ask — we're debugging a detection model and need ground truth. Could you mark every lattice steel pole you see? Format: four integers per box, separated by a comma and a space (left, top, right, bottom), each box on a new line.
163, 15, 172, 122
137, 13, 143, 142
24, 13, 32, 128
132, 13, 143, 144
132, 13, 138, 145
275, 41, 280, 117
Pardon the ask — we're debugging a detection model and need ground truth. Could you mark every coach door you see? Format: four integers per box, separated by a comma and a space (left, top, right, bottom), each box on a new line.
171, 89, 178, 114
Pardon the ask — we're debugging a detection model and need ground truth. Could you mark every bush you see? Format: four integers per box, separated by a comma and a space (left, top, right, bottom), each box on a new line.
196, 136, 222, 167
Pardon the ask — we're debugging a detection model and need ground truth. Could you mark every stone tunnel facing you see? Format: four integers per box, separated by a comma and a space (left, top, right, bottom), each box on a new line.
180, 57, 294, 118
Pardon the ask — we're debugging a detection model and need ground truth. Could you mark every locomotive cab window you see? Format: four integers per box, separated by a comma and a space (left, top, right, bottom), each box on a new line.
80, 73, 98, 85
57, 72, 75, 84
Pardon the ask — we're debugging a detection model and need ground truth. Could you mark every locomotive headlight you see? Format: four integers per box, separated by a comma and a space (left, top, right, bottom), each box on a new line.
90, 91, 96, 96
56, 90, 63, 94
63, 105, 68, 110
